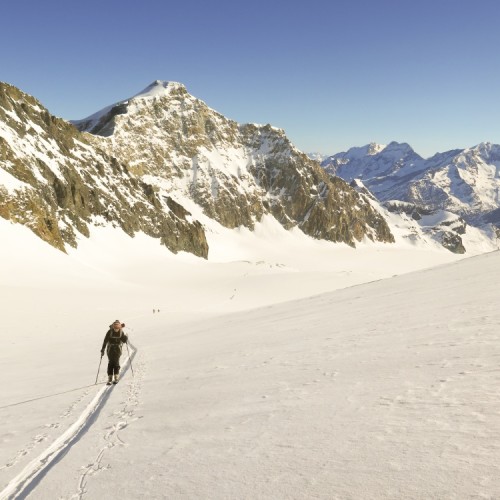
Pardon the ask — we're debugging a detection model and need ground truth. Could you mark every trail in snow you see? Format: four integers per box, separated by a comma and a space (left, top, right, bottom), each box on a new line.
0, 343, 137, 500
72, 349, 144, 500
0, 387, 95, 476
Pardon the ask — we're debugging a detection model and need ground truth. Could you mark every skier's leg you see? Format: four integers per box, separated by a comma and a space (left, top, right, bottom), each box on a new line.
107, 356, 114, 384
108, 353, 120, 382
114, 355, 121, 381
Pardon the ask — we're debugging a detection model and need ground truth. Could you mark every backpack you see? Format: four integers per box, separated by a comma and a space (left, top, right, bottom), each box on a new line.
107, 329, 124, 354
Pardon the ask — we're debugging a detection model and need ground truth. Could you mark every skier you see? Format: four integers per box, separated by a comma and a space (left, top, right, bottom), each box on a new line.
101, 320, 128, 385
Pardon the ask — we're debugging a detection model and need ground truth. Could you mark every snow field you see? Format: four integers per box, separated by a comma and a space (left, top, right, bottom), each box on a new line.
1, 217, 499, 498
121, 255, 500, 499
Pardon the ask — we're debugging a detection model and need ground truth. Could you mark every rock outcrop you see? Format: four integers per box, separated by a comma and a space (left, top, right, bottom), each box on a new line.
384, 201, 467, 254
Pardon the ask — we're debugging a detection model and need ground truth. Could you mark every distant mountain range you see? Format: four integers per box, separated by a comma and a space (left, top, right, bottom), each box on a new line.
303, 142, 500, 253
319, 141, 500, 227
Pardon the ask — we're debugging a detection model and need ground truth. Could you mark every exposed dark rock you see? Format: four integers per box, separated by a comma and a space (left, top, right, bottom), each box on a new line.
441, 232, 466, 254
384, 200, 434, 221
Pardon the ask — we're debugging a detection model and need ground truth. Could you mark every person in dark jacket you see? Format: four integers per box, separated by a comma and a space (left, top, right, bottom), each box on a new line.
101, 320, 128, 384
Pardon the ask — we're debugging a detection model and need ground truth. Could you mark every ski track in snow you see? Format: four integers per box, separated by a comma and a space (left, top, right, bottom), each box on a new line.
0, 343, 138, 500
0, 388, 93, 474
72, 350, 144, 500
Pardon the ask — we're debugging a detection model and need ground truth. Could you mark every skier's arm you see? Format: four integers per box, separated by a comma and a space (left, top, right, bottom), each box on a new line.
122, 333, 128, 344
101, 331, 110, 354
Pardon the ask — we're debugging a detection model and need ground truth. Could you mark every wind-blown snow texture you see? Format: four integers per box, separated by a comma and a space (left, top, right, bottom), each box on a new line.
0, 216, 499, 499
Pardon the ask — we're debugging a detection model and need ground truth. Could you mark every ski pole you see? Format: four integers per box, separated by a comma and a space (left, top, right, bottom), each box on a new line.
125, 342, 134, 377
95, 354, 103, 384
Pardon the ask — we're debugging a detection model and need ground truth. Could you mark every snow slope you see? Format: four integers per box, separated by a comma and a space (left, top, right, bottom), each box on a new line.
1, 218, 499, 499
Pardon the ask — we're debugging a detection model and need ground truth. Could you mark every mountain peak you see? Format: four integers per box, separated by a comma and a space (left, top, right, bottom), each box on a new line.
72, 80, 188, 134
131, 80, 186, 100
366, 142, 386, 155
384, 141, 414, 152
339, 143, 385, 160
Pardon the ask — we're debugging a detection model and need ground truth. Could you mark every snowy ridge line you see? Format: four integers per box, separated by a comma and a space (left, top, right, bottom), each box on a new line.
0, 342, 137, 500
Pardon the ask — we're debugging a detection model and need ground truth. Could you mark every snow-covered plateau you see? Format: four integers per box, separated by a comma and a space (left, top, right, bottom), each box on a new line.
1, 215, 499, 499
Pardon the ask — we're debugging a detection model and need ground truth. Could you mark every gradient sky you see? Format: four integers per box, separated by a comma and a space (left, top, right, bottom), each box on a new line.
2, 0, 500, 157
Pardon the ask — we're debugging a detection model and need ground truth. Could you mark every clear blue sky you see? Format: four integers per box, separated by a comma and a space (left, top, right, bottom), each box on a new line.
2, 0, 500, 157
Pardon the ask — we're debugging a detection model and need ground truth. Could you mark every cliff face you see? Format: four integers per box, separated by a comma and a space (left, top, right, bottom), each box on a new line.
0, 82, 208, 257
75, 81, 394, 247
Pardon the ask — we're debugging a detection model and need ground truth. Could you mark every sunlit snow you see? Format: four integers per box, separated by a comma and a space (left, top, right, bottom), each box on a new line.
1, 216, 499, 499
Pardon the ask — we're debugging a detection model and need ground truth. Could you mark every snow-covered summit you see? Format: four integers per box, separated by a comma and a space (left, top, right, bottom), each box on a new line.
322, 141, 425, 185
339, 142, 386, 160
131, 80, 185, 100
380, 141, 418, 159
72, 80, 188, 133
461, 142, 500, 165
